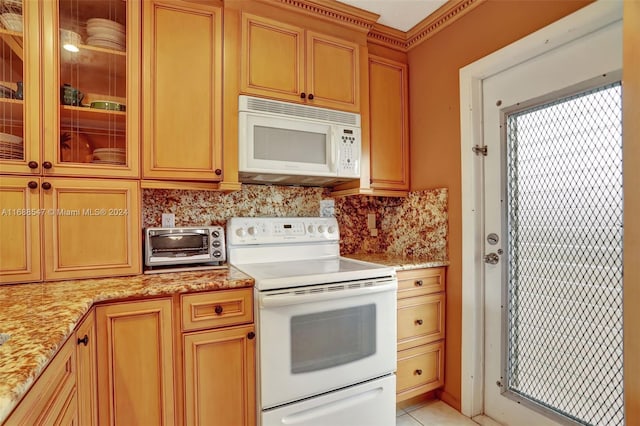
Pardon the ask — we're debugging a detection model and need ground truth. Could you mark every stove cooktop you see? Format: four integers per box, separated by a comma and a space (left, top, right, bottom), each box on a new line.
233, 256, 395, 291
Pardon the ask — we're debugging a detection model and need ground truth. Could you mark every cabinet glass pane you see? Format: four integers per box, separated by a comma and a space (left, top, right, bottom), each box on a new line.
0, 0, 24, 162
58, 0, 126, 166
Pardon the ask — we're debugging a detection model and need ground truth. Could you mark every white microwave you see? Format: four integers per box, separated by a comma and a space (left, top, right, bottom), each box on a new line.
238, 95, 361, 187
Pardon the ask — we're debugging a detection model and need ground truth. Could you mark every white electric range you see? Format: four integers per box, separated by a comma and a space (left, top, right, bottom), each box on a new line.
227, 217, 397, 426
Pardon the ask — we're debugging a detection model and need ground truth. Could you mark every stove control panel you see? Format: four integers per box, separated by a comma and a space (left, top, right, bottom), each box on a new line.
227, 217, 339, 245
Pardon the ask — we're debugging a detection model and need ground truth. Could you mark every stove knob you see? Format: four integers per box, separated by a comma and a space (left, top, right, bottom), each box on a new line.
236, 227, 246, 237
307, 225, 314, 233
328, 226, 336, 234
318, 225, 326, 233
248, 226, 257, 236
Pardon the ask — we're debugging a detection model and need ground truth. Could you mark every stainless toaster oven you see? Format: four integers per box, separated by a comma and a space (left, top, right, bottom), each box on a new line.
144, 226, 225, 267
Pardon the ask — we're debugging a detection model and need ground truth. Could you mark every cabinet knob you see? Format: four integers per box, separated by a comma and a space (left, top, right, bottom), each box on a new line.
215, 168, 222, 176
415, 369, 423, 376
28, 161, 38, 169
247, 331, 256, 340
214, 305, 223, 315
300, 92, 306, 99
41, 182, 52, 190
27, 181, 38, 189
42, 161, 52, 169
415, 280, 423, 287
415, 319, 423, 325
77, 335, 89, 346
308, 93, 314, 100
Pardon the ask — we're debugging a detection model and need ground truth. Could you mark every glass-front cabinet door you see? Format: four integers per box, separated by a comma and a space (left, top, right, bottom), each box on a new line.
0, 0, 40, 174
41, 0, 139, 177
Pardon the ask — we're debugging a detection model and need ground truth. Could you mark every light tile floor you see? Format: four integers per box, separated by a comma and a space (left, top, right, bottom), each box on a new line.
397, 400, 479, 426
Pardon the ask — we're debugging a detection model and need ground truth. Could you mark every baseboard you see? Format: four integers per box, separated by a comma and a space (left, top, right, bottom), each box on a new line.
437, 389, 461, 411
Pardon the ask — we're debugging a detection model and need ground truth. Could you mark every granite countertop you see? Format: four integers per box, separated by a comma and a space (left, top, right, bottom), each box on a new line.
0, 267, 254, 424
344, 253, 449, 270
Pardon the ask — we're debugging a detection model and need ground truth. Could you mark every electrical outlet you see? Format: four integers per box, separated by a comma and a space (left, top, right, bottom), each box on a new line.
162, 213, 175, 228
320, 200, 335, 217
367, 213, 376, 229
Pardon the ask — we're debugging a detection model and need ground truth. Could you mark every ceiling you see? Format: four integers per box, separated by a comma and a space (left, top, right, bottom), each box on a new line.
338, 0, 449, 32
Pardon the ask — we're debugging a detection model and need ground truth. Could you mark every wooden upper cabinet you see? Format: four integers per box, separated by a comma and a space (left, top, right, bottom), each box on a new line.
368, 55, 409, 191
241, 14, 304, 102
306, 31, 359, 111
0, 0, 41, 175
41, 177, 141, 280
96, 299, 176, 426
241, 13, 360, 112
0, 176, 42, 284
39, 0, 140, 178
143, 0, 223, 181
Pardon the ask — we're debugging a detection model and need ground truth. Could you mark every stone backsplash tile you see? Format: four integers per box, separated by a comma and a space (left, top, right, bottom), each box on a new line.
142, 185, 448, 260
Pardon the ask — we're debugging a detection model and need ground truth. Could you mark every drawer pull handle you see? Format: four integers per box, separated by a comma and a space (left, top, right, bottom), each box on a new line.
77, 335, 89, 346
415, 369, 423, 376
415, 280, 423, 287
214, 305, 223, 315
415, 319, 423, 325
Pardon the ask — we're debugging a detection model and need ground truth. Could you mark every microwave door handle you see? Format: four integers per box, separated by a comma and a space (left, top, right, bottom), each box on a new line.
259, 280, 397, 308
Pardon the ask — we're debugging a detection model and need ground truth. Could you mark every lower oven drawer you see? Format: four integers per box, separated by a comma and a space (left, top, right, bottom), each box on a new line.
181, 288, 253, 332
396, 341, 444, 402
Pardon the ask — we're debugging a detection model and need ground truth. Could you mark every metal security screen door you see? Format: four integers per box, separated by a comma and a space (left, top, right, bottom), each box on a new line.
504, 83, 623, 425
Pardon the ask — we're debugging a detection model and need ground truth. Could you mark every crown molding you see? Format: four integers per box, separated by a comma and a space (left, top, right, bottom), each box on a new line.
368, 0, 486, 51
269, 0, 380, 32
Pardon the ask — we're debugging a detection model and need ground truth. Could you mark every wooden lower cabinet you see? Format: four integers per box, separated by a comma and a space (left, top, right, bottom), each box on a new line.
396, 267, 446, 402
6, 290, 256, 426
4, 334, 78, 425
76, 310, 98, 426
183, 324, 256, 426
96, 298, 176, 426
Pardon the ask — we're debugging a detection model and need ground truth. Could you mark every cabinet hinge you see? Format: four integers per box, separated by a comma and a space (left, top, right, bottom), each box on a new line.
472, 145, 488, 156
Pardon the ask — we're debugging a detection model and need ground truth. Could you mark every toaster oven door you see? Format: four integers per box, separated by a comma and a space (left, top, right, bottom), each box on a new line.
147, 232, 210, 265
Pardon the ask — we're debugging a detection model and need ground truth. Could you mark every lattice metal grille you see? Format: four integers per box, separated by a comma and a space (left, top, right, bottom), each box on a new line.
505, 82, 623, 425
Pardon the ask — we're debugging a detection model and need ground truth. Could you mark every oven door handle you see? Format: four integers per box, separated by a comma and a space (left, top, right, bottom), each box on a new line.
259, 280, 397, 308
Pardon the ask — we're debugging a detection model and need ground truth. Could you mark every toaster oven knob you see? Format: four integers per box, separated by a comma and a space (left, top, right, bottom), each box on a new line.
236, 227, 246, 237
212, 230, 220, 238
213, 250, 222, 258
212, 240, 221, 248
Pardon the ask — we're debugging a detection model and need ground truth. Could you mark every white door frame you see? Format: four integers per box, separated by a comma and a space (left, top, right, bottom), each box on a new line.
458, 0, 623, 418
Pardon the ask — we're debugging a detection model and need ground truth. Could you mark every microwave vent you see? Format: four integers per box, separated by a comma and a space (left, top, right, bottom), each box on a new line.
244, 96, 359, 126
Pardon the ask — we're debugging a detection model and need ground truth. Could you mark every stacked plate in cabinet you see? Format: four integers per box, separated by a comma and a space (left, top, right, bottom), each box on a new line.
86, 18, 125, 51
92, 147, 125, 165
0, 132, 23, 160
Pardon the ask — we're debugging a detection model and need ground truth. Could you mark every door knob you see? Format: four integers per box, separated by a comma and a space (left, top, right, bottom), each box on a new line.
484, 253, 499, 265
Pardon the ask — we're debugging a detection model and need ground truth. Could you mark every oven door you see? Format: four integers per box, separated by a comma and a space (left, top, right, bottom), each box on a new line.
255, 278, 397, 409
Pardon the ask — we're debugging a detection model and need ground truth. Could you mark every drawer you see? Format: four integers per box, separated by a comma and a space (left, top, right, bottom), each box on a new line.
182, 288, 253, 332
397, 293, 445, 351
397, 267, 445, 299
396, 341, 444, 402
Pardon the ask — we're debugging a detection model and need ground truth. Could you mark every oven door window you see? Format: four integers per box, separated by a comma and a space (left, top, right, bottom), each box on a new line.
291, 304, 376, 374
